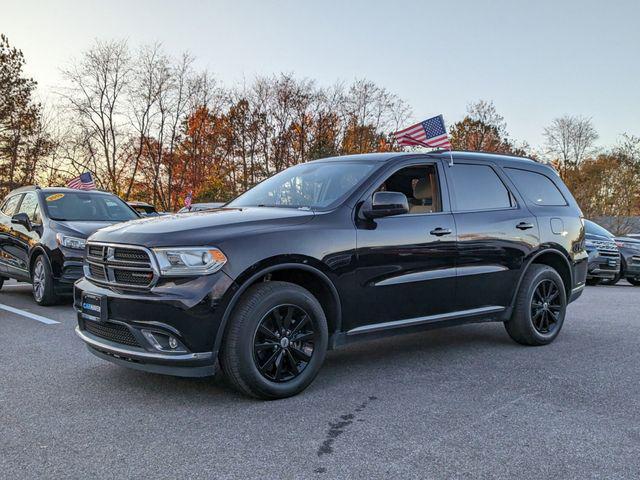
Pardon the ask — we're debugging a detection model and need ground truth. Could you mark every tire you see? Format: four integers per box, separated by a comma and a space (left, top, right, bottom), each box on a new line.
601, 272, 621, 286
586, 278, 601, 286
0, 277, 4, 290
627, 277, 640, 286
31, 255, 59, 306
220, 281, 328, 400
504, 264, 567, 346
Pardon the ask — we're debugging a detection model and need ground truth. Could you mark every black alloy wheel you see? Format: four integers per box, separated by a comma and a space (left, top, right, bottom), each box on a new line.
220, 281, 328, 399
253, 304, 316, 382
530, 279, 562, 334
504, 264, 566, 346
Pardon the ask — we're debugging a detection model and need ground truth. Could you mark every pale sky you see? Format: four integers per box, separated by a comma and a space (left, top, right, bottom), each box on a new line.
3, 0, 639, 149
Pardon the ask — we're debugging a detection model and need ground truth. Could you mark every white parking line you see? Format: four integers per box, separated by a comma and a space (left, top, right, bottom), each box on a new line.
0, 303, 60, 325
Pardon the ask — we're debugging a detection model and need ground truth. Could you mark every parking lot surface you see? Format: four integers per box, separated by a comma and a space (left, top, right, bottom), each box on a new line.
1, 279, 639, 479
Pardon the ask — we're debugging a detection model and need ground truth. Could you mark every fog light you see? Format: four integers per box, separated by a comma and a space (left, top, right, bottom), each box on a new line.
141, 330, 186, 353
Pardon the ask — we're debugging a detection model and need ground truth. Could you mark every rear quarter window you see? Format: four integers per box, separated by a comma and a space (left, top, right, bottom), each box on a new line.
505, 168, 567, 206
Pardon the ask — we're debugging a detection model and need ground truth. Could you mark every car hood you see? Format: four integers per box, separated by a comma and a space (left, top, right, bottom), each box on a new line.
585, 233, 613, 242
88, 207, 316, 247
52, 220, 119, 238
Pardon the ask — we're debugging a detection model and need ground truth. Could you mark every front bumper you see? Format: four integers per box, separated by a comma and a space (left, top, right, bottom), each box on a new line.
74, 271, 235, 377
587, 250, 620, 279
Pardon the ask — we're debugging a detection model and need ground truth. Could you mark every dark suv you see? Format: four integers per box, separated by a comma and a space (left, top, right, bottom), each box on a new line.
74, 152, 587, 399
0, 187, 139, 305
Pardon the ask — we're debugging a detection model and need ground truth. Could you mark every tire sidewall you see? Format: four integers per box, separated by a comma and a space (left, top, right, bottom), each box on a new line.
234, 285, 328, 398
523, 268, 567, 344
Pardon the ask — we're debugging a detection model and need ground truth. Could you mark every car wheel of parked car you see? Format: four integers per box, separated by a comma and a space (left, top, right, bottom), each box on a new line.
504, 264, 566, 346
0, 277, 4, 290
626, 277, 640, 286
585, 278, 601, 286
31, 255, 59, 306
220, 281, 328, 400
601, 272, 621, 286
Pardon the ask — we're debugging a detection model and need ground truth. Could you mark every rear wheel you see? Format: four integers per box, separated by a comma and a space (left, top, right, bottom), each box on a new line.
505, 264, 567, 346
627, 277, 640, 286
220, 281, 328, 399
31, 255, 59, 306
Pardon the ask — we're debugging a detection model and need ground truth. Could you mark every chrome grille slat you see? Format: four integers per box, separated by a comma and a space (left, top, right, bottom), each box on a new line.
85, 242, 158, 289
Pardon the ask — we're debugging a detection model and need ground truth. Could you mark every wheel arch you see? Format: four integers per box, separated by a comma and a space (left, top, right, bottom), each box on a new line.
511, 248, 573, 308
28, 246, 52, 278
214, 259, 343, 354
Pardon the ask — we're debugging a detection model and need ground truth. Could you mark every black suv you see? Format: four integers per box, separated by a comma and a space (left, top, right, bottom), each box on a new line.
74, 152, 587, 399
0, 187, 139, 305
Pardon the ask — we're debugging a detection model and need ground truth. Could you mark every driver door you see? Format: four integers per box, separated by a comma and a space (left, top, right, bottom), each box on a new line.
350, 160, 457, 333
6, 192, 42, 280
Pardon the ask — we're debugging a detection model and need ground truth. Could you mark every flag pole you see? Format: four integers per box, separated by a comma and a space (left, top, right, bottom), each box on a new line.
440, 115, 454, 167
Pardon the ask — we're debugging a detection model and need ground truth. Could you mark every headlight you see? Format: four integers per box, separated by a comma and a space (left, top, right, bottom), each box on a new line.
152, 247, 227, 276
56, 233, 86, 250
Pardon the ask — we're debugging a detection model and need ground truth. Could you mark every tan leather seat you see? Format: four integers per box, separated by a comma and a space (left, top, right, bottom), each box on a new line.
410, 178, 433, 213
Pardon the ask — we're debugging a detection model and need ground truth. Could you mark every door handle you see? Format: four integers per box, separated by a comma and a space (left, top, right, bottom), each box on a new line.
516, 222, 534, 230
430, 227, 452, 237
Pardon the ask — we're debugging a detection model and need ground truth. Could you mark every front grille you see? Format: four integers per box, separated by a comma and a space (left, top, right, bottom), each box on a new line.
89, 263, 106, 280
113, 269, 154, 285
113, 248, 149, 263
85, 242, 156, 289
592, 240, 618, 255
84, 320, 140, 347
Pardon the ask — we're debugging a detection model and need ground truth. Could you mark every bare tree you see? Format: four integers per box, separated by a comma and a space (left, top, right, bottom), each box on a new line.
543, 115, 598, 176
59, 40, 131, 193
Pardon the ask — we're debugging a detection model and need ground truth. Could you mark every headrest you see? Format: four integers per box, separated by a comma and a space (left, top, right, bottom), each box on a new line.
413, 178, 432, 200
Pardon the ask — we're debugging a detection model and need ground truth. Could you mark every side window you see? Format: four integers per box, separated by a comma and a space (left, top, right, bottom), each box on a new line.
1, 195, 22, 217
449, 164, 513, 212
505, 168, 567, 206
17, 192, 42, 223
375, 164, 441, 214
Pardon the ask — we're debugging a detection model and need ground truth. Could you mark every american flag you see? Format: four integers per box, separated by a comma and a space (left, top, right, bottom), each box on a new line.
66, 172, 96, 190
184, 191, 193, 209
393, 115, 451, 150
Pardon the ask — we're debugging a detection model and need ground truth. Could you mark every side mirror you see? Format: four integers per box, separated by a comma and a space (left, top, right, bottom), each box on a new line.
11, 212, 32, 231
363, 191, 409, 219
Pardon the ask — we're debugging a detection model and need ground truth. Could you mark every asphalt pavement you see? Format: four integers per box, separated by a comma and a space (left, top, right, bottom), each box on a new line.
1, 279, 639, 479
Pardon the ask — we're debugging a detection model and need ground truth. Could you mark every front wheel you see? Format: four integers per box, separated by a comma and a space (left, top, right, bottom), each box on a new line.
31, 255, 59, 306
601, 272, 621, 286
627, 277, 640, 286
220, 281, 328, 399
505, 264, 567, 346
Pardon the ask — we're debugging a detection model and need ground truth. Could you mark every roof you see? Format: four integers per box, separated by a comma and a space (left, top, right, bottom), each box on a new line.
310, 150, 537, 165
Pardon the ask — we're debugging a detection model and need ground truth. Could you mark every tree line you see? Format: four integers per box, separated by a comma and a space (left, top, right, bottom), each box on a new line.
1, 35, 639, 232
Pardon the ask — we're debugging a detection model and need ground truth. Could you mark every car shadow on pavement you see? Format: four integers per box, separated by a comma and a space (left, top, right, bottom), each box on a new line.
81, 321, 514, 402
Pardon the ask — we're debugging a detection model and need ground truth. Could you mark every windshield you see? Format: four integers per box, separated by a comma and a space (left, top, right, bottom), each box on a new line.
585, 220, 613, 238
228, 162, 375, 209
43, 191, 139, 222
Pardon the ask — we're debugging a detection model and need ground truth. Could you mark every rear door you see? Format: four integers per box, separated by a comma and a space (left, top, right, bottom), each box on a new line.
443, 160, 539, 311
351, 159, 457, 333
